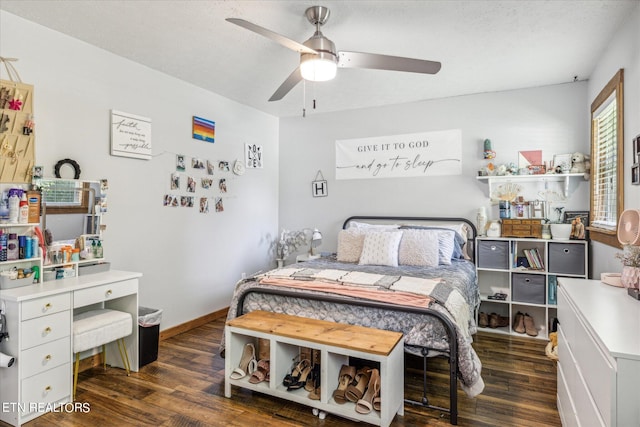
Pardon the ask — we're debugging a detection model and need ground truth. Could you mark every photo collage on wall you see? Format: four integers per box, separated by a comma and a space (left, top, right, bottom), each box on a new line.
163, 154, 233, 213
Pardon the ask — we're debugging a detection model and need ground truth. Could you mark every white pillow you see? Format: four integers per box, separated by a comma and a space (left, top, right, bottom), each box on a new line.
358, 230, 403, 267
336, 229, 367, 263
398, 229, 439, 267
436, 230, 456, 265
347, 221, 400, 231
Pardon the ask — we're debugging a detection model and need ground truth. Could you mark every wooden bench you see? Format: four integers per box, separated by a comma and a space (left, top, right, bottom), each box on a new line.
225, 310, 404, 427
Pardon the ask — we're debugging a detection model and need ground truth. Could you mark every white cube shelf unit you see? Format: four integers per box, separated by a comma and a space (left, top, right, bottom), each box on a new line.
225, 310, 404, 427
475, 236, 588, 339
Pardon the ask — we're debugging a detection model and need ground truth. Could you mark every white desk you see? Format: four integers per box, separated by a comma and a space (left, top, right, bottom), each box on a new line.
556, 278, 640, 427
0, 270, 141, 427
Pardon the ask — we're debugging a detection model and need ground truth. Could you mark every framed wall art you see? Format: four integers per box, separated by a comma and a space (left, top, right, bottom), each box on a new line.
110, 110, 152, 160
192, 116, 215, 143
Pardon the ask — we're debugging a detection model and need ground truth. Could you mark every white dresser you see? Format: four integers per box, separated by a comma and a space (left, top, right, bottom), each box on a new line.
0, 270, 141, 426
557, 278, 640, 427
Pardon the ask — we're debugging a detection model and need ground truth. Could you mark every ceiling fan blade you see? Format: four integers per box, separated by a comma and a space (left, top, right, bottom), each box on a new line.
269, 67, 303, 101
226, 18, 317, 54
338, 51, 441, 74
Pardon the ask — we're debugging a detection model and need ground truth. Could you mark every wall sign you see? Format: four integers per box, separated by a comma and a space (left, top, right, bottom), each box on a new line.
245, 143, 263, 168
335, 129, 462, 180
110, 110, 152, 160
312, 170, 328, 197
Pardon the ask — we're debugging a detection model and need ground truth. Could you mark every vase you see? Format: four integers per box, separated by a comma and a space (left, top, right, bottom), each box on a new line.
620, 266, 640, 289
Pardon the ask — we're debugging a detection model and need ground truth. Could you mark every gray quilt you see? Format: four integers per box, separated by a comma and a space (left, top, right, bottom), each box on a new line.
222, 256, 484, 397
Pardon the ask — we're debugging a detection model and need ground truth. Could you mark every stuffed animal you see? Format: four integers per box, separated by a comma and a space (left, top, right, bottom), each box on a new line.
545, 331, 558, 361
570, 152, 591, 180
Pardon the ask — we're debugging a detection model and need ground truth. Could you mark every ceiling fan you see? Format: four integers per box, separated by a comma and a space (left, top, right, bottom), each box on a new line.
226, 5, 441, 102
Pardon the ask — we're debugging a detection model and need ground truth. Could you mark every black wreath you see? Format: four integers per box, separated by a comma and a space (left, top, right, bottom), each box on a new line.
54, 159, 81, 179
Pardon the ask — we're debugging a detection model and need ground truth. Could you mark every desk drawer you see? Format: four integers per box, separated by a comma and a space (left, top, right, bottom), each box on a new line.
21, 363, 71, 412
21, 310, 71, 350
21, 337, 71, 379
22, 293, 71, 321
74, 279, 138, 308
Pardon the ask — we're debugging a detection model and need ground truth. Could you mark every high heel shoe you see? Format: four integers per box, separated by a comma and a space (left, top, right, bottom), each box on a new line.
356, 368, 380, 414
287, 365, 312, 390
345, 367, 370, 402
332, 365, 356, 404
229, 343, 257, 380
283, 358, 310, 387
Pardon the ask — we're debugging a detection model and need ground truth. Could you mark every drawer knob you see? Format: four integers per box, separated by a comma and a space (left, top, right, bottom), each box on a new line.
44, 327, 52, 334
106, 289, 113, 296
44, 303, 52, 310
45, 354, 52, 361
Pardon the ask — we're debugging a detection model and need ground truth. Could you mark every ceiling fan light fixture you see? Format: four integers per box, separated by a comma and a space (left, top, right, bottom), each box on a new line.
300, 55, 337, 81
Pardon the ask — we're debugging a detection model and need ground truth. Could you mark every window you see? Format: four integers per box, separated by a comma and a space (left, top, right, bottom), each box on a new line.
37, 179, 91, 214
589, 69, 624, 247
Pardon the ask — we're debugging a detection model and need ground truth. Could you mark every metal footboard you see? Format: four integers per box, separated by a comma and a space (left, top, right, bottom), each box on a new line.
235, 287, 459, 425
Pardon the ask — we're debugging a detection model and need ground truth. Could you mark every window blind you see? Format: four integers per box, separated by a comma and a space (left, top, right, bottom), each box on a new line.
591, 93, 617, 229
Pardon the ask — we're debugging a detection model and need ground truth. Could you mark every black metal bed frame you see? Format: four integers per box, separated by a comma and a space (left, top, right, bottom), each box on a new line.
233, 216, 477, 425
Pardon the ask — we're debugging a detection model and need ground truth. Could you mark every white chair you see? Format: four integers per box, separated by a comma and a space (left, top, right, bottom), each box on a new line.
73, 309, 132, 400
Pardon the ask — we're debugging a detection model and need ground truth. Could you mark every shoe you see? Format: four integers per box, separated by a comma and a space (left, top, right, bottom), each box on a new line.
345, 367, 371, 402
248, 359, 270, 384
513, 312, 525, 334
287, 365, 312, 390
524, 313, 538, 337
229, 343, 257, 380
283, 358, 310, 387
478, 312, 489, 328
489, 313, 499, 328
356, 368, 380, 414
332, 365, 356, 404
305, 350, 320, 392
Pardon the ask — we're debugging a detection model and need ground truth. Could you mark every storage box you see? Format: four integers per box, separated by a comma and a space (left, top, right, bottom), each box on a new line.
477, 240, 509, 269
501, 219, 542, 238
78, 262, 111, 276
512, 273, 545, 304
0, 275, 35, 290
548, 243, 585, 275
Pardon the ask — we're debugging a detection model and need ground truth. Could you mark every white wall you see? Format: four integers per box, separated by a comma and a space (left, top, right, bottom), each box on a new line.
279, 83, 590, 253
587, 4, 640, 277
0, 11, 280, 330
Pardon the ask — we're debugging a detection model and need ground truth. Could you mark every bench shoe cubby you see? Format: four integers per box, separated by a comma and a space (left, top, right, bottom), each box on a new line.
225, 311, 404, 427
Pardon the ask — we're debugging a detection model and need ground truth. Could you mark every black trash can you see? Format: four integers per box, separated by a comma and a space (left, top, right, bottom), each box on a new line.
138, 307, 162, 368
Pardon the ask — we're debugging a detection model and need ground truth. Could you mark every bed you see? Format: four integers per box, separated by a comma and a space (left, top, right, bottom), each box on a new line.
222, 216, 484, 425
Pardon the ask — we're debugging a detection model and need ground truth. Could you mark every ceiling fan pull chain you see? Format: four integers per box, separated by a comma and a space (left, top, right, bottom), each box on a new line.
302, 79, 306, 117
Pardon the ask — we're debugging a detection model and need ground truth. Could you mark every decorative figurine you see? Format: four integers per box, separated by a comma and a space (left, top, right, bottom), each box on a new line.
483, 138, 496, 159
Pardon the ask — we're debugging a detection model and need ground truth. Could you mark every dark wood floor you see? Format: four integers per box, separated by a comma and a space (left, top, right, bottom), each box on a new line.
11, 318, 561, 427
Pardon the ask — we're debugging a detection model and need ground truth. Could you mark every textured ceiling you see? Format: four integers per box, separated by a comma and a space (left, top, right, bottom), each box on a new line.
1, 0, 638, 117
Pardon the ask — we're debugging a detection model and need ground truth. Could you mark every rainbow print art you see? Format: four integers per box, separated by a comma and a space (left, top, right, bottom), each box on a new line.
192, 116, 215, 143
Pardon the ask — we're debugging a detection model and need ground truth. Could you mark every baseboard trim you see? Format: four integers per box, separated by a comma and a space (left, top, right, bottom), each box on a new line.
159, 307, 229, 341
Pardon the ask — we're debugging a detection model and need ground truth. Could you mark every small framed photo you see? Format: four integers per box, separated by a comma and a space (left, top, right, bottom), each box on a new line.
633, 134, 640, 164
633, 164, 640, 185
564, 211, 589, 240
552, 153, 573, 173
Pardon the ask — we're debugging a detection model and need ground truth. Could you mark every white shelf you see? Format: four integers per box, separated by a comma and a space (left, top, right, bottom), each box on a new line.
476, 236, 588, 339
477, 172, 586, 197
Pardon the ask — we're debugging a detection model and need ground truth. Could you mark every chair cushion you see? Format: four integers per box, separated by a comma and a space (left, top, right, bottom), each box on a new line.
73, 309, 132, 353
